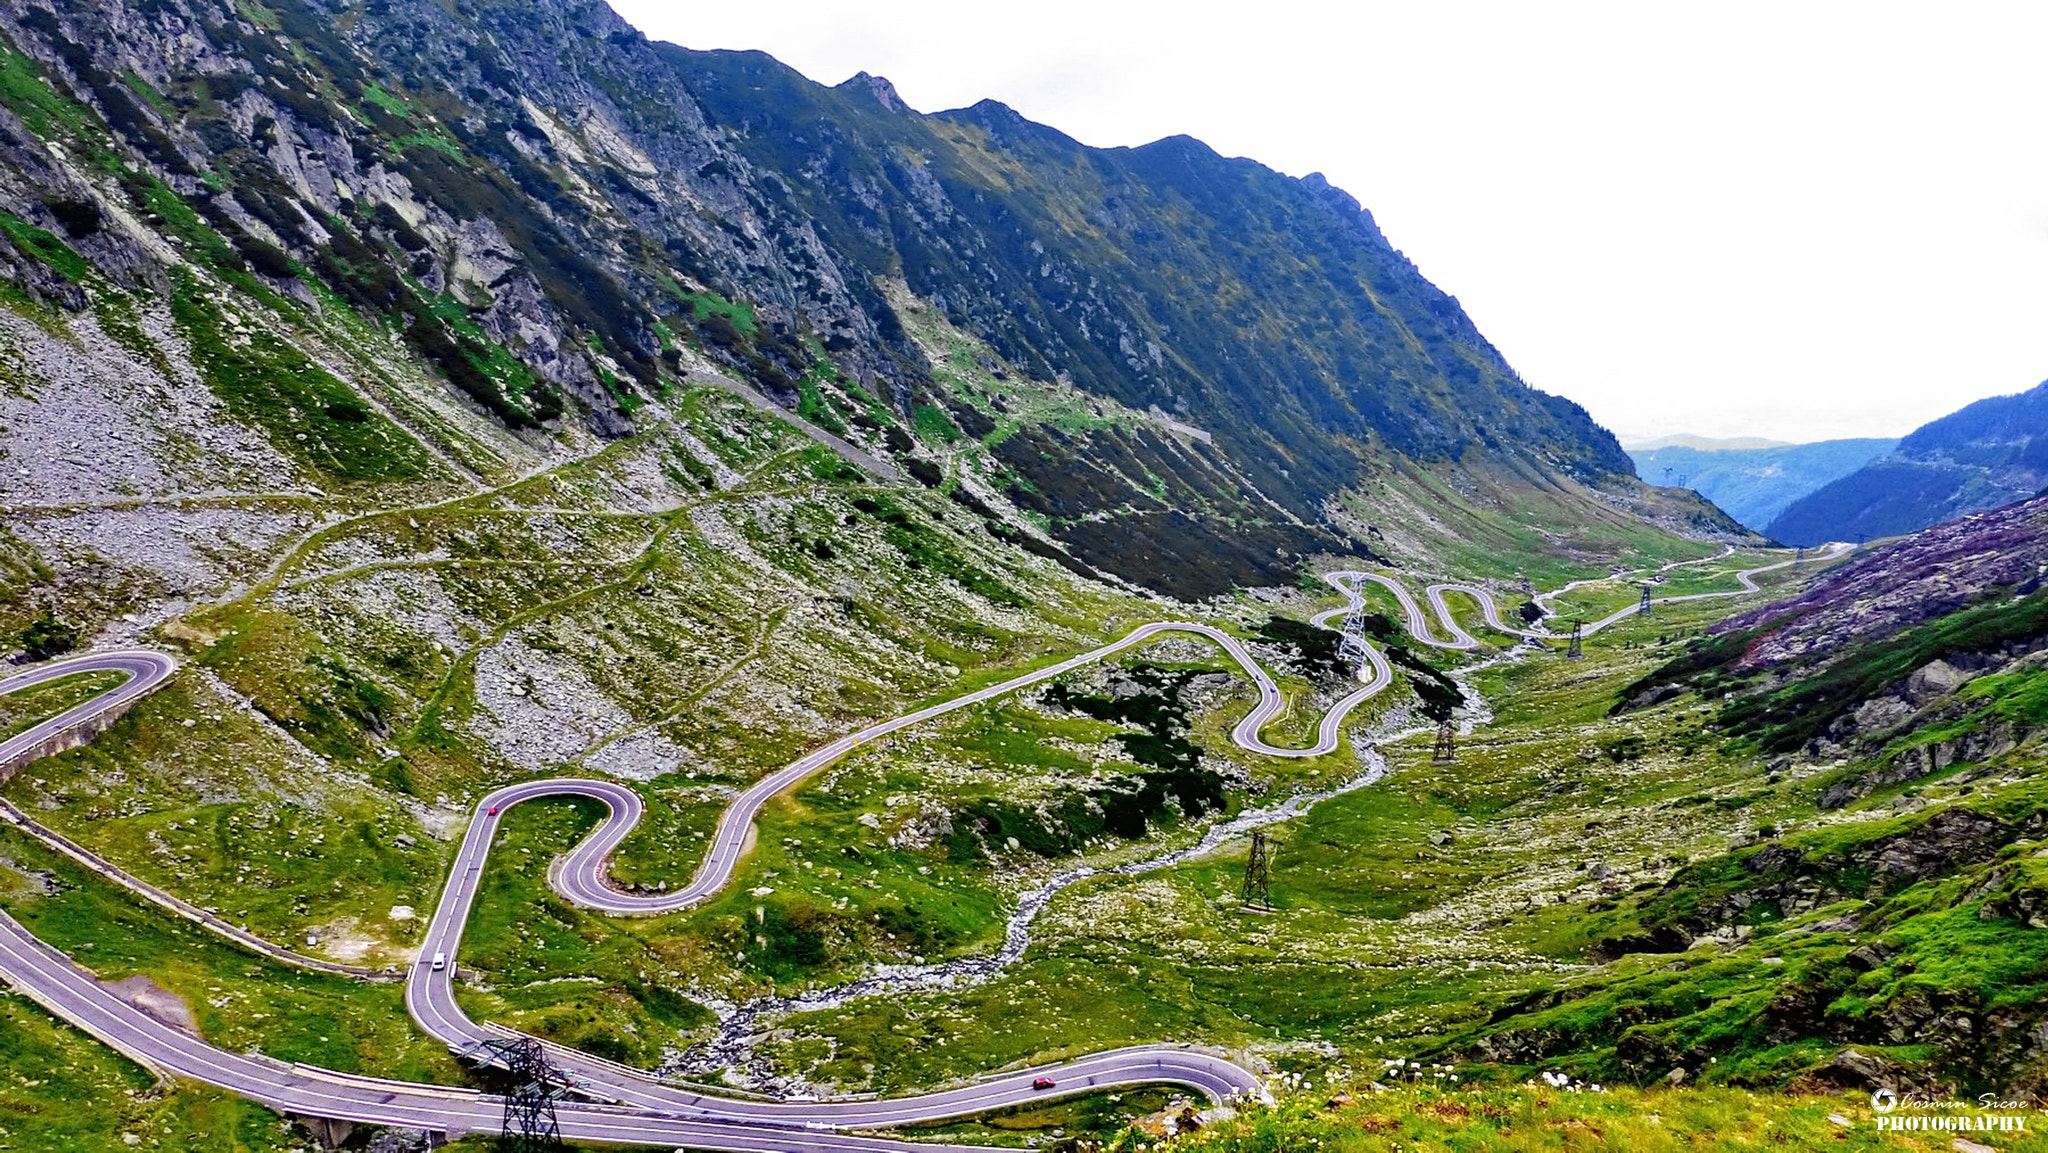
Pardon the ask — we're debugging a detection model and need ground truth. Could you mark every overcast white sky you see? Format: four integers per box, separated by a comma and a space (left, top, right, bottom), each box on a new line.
608, 1, 2048, 445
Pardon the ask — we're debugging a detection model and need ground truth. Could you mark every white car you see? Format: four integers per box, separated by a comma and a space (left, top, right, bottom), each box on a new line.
430, 951, 447, 971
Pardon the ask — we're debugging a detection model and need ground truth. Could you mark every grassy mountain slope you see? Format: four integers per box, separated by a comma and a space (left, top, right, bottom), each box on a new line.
690, 500, 2046, 1113
1768, 382, 2048, 546
0, 0, 1751, 598
1628, 437, 1897, 532
1458, 496, 2048, 1097
0, 0, 1821, 1145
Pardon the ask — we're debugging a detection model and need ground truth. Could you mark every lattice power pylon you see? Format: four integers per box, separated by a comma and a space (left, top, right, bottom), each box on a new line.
1241, 830, 1272, 908
1432, 719, 1456, 764
1566, 620, 1584, 660
1336, 599, 1375, 679
1640, 585, 1654, 616
458, 1037, 567, 1153
499, 1037, 566, 1153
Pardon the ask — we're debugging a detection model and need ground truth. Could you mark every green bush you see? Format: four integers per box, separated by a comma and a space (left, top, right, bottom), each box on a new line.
17, 608, 77, 660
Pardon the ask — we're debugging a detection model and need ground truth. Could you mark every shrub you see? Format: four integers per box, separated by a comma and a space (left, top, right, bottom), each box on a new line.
18, 608, 77, 660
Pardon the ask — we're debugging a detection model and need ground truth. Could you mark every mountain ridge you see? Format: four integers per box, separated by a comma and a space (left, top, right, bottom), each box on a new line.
0, 0, 1752, 599
1767, 381, 2048, 546
1624, 434, 1797, 452
1627, 437, 1898, 531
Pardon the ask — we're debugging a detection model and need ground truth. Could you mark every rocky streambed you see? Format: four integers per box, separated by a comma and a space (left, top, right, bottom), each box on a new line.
658, 645, 1521, 1093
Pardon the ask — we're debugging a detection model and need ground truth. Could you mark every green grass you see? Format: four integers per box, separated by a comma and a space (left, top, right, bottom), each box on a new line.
0, 670, 122, 742
1343, 457, 1728, 593
728, 575, 2004, 1097
359, 79, 412, 121
0, 995, 302, 1152
1714, 587, 2048, 752
678, 289, 758, 336
119, 173, 285, 302
1158, 1080, 1984, 1153
852, 494, 1027, 607
1960, 664, 2048, 727
0, 46, 104, 151
1258, 786, 1490, 919
909, 1087, 1178, 1144
388, 129, 466, 161
119, 71, 174, 117
913, 402, 962, 443
6, 676, 440, 963
445, 770, 1026, 1053
455, 797, 717, 1068
420, 289, 557, 420
0, 210, 90, 282
0, 822, 460, 1084
170, 272, 436, 484
1447, 730, 2048, 1093
796, 373, 849, 435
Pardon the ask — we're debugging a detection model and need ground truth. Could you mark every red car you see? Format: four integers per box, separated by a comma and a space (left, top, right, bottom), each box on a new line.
1032, 1077, 1056, 1091
488, 806, 499, 815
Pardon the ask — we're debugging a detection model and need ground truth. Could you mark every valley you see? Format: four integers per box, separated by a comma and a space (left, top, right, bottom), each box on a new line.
0, 1, 2043, 1150
7, 435, 2047, 1150
1, 521, 1857, 1146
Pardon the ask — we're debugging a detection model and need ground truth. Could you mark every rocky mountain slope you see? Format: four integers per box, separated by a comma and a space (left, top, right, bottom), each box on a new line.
1457, 495, 2048, 1094
1627, 436, 1897, 532
1625, 491, 2048, 774
1768, 381, 2048, 546
0, 0, 1804, 1141
0, 0, 1744, 604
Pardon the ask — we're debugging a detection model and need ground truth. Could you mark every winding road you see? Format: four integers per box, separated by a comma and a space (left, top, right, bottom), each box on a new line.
0, 650, 176, 773
0, 552, 1819, 1145
1341, 573, 1548, 650
1576, 544, 1854, 636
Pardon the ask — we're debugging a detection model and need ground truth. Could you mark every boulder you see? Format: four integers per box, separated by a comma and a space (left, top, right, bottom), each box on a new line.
1903, 658, 1966, 704
1798, 1047, 1935, 1095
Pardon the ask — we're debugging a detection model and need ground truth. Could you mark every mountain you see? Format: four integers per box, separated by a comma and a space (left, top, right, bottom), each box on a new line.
1627, 437, 1898, 532
1624, 434, 1794, 452
0, 0, 1745, 608
0, 0, 1795, 1136
1766, 382, 2048, 546
1454, 496, 2048, 1095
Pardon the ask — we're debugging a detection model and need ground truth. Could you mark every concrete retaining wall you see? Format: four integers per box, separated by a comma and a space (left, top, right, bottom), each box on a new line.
0, 688, 156, 780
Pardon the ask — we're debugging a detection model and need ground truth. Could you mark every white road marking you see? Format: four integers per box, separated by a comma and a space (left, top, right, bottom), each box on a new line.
0, 550, 1831, 1138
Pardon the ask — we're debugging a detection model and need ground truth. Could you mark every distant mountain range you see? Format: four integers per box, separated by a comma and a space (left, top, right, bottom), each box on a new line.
1766, 381, 2048, 546
1625, 434, 1795, 452
1626, 437, 1897, 532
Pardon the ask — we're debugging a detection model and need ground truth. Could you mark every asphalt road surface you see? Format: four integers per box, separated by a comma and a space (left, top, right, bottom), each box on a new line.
0, 554, 1826, 1143
403, 570, 1438, 1116
1579, 544, 1854, 636
0, 649, 176, 770
0, 904, 1093, 1153
1336, 572, 1551, 651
